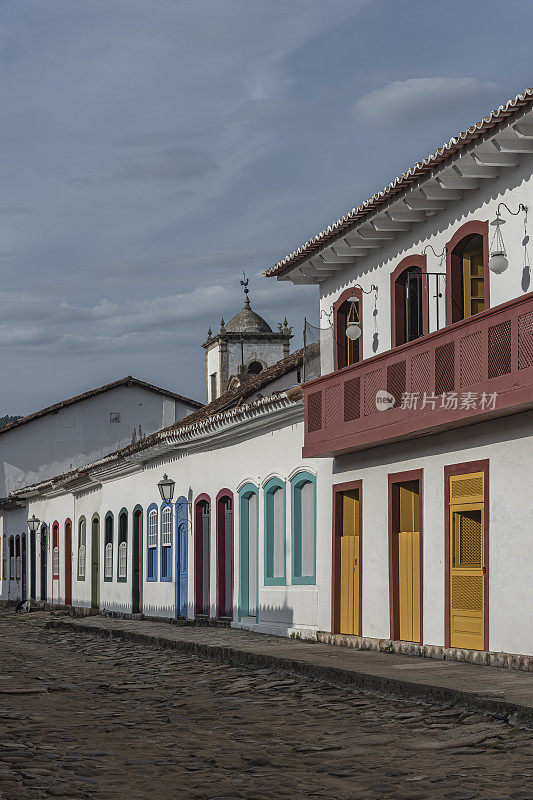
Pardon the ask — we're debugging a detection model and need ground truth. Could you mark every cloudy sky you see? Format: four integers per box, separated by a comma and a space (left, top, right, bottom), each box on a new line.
1, 0, 532, 413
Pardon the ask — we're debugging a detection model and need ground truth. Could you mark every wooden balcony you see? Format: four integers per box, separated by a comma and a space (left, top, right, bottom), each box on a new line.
303, 291, 533, 457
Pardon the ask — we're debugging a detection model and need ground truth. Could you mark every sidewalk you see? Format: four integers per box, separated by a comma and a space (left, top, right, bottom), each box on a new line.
49, 614, 533, 726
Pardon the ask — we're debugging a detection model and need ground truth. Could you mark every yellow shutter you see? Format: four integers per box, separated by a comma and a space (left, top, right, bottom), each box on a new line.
449, 472, 485, 650
339, 491, 360, 636
398, 482, 420, 643
462, 249, 485, 318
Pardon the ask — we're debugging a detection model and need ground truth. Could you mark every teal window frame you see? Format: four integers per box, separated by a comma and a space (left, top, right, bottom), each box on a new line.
117, 508, 128, 583
238, 483, 259, 622
263, 476, 286, 586
291, 471, 317, 585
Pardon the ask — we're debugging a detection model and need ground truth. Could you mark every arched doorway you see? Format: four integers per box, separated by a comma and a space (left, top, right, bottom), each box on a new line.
176, 498, 188, 619
21, 534, 27, 600
40, 525, 47, 602
30, 530, 36, 599
64, 519, 72, 605
216, 491, 233, 619
132, 507, 143, 614
194, 496, 210, 616
91, 514, 100, 609
238, 484, 258, 622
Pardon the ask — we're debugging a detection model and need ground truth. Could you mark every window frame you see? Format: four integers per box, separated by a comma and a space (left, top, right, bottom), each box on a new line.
146, 503, 158, 581
390, 254, 428, 347
77, 516, 86, 581
52, 522, 60, 579
333, 287, 363, 370
263, 476, 287, 586
290, 471, 317, 585
104, 512, 114, 582
2, 534, 6, 580
446, 221, 490, 325
160, 503, 172, 582
117, 509, 128, 582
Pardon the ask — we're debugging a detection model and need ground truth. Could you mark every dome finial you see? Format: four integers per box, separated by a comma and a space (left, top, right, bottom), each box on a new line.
240, 270, 251, 308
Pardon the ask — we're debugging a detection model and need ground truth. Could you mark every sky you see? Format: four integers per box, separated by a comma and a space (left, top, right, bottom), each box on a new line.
1, 0, 532, 414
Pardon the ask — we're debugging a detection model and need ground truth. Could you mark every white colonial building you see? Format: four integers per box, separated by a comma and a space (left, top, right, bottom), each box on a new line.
1, 87, 533, 667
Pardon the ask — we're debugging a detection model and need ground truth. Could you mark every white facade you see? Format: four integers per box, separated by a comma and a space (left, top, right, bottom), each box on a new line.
0, 382, 198, 498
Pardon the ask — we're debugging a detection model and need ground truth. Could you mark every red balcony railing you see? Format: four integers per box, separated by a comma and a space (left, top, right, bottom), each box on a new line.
303, 291, 533, 458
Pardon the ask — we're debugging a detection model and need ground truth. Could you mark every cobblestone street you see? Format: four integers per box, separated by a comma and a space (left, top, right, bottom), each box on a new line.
0, 611, 532, 800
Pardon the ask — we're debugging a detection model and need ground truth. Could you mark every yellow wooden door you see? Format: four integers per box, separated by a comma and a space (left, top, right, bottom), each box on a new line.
450, 473, 485, 650
463, 248, 485, 318
339, 491, 360, 635
398, 483, 420, 642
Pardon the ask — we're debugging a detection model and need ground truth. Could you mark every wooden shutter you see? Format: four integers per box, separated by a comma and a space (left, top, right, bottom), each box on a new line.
449, 472, 485, 650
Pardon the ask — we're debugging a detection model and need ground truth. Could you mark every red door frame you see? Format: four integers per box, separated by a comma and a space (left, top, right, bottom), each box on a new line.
64, 519, 72, 606
387, 469, 424, 643
194, 494, 211, 616
444, 458, 489, 650
216, 489, 234, 618
331, 480, 363, 635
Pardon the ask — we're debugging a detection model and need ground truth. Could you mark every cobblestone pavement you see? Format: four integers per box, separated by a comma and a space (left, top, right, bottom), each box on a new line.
0, 611, 532, 800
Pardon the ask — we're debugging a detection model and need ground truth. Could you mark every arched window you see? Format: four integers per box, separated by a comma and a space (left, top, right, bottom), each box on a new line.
291, 472, 317, 585
160, 505, 172, 581
78, 517, 86, 580
9, 537, 14, 580
147, 505, 158, 581
391, 256, 427, 347
334, 288, 363, 370
52, 523, 59, 578
447, 221, 489, 324
104, 513, 113, 581
118, 510, 127, 581
264, 477, 286, 586
247, 361, 263, 375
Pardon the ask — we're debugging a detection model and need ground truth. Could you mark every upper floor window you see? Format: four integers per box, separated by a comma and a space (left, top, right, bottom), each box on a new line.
391, 256, 427, 347
78, 518, 86, 580
334, 288, 363, 370
447, 221, 489, 324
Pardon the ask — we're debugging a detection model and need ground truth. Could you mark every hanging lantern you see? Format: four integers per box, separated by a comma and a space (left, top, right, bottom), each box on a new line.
346, 296, 362, 340
489, 213, 509, 274
157, 474, 175, 503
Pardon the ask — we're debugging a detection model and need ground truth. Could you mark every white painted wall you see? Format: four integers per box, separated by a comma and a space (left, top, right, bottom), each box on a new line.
0, 386, 196, 498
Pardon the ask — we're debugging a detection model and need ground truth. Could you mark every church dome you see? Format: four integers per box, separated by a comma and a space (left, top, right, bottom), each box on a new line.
225, 299, 273, 334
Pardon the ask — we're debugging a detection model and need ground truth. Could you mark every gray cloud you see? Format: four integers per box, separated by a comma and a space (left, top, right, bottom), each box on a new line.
352, 77, 501, 127
0, 207, 34, 216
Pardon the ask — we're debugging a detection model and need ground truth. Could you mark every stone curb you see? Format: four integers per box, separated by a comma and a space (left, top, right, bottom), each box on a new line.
48, 618, 533, 728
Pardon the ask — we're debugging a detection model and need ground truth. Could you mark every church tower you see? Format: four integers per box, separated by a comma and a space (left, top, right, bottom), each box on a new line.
202, 276, 292, 403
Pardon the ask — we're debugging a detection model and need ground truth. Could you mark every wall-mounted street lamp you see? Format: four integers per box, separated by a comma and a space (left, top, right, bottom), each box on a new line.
27, 514, 40, 533
157, 474, 176, 504
489, 202, 528, 275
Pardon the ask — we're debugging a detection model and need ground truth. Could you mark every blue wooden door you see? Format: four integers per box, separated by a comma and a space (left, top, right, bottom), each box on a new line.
176, 498, 188, 618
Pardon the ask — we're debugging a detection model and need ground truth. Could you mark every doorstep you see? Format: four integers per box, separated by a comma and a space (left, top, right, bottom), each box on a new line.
46, 613, 533, 727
